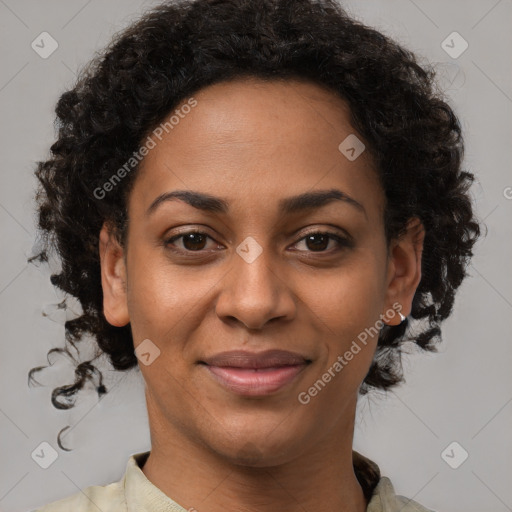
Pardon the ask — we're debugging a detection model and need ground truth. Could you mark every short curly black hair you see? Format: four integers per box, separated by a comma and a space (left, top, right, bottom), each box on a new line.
28, 0, 482, 416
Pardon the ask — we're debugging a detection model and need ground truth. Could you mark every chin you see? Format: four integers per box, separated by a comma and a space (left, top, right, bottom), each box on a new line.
206, 425, 304, 468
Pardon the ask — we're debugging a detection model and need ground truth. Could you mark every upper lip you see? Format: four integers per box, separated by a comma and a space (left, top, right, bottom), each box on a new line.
200, 349, 310, 369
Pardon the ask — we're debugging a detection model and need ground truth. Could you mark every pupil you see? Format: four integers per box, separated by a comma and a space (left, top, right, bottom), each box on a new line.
307, 234, 328, 251
184, 233, 206, 251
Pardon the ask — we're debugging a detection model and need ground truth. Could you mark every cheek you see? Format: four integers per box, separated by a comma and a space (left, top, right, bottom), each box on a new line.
304, 255, 385, 384
125, 250, 213, 339
305, 255, 385, 330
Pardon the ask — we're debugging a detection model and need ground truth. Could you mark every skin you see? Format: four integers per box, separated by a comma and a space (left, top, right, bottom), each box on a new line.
99, 77, 424, 512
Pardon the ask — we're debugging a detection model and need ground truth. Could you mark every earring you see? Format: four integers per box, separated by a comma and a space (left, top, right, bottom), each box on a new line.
382, 310, 406, 326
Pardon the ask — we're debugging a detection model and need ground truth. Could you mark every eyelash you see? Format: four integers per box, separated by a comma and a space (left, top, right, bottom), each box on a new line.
164, 229, 352, 255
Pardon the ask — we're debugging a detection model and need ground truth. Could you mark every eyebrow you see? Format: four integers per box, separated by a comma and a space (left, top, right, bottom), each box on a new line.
146, 188, 367, 219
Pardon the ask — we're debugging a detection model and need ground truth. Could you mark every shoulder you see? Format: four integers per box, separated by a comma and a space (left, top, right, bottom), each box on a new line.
353, 451, 438, 512
395, 492, 437, 512
368, 476, 438, 512
32, 451, 156, 512
33, 480, 126, 512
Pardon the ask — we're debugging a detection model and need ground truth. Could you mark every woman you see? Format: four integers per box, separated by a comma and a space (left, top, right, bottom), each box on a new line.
29, 0, 481, 510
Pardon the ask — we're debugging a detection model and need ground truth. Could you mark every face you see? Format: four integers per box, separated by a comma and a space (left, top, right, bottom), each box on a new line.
99, 77, 423, 466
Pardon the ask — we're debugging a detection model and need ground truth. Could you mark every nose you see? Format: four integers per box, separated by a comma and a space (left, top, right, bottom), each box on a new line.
214, 241, 297, 330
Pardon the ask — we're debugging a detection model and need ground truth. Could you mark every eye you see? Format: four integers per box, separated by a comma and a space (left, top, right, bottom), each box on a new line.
164, 229, 352, 255
165, 231, 218, 252
292, 231, 352, 253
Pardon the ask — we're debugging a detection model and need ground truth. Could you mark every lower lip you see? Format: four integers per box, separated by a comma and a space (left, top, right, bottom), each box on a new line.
203, 364, 308, 396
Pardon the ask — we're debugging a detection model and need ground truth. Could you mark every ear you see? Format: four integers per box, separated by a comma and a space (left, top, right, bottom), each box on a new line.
98, 222, 130, 327
383, 217, 425, 325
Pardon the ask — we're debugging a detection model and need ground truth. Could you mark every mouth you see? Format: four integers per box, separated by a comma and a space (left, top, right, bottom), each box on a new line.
198, 349, 311, 397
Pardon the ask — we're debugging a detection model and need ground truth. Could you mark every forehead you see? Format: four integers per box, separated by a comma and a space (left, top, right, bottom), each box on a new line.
130, 77, 384, 222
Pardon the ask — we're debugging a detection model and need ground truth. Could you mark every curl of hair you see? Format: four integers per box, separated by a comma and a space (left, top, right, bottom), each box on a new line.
29, 0, 482, 410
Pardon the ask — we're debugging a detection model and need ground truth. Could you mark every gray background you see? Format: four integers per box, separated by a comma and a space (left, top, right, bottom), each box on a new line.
0, 1, 511, 511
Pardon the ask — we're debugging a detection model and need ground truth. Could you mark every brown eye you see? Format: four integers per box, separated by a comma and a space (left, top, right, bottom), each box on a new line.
165, 231, 213, 252
294, 231, 352, 253
304, 233, 330, 251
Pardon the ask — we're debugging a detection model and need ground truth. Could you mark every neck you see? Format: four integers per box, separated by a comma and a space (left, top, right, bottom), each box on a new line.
141, 399, 367, 512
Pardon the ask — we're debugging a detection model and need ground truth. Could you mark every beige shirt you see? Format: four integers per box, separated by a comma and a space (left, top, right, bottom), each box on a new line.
35, 450, 436, 512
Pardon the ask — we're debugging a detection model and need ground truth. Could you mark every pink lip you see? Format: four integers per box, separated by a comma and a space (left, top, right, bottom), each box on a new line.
201, 349, 309, 368
199, 349, 311, 396
203, 364, 309, 396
